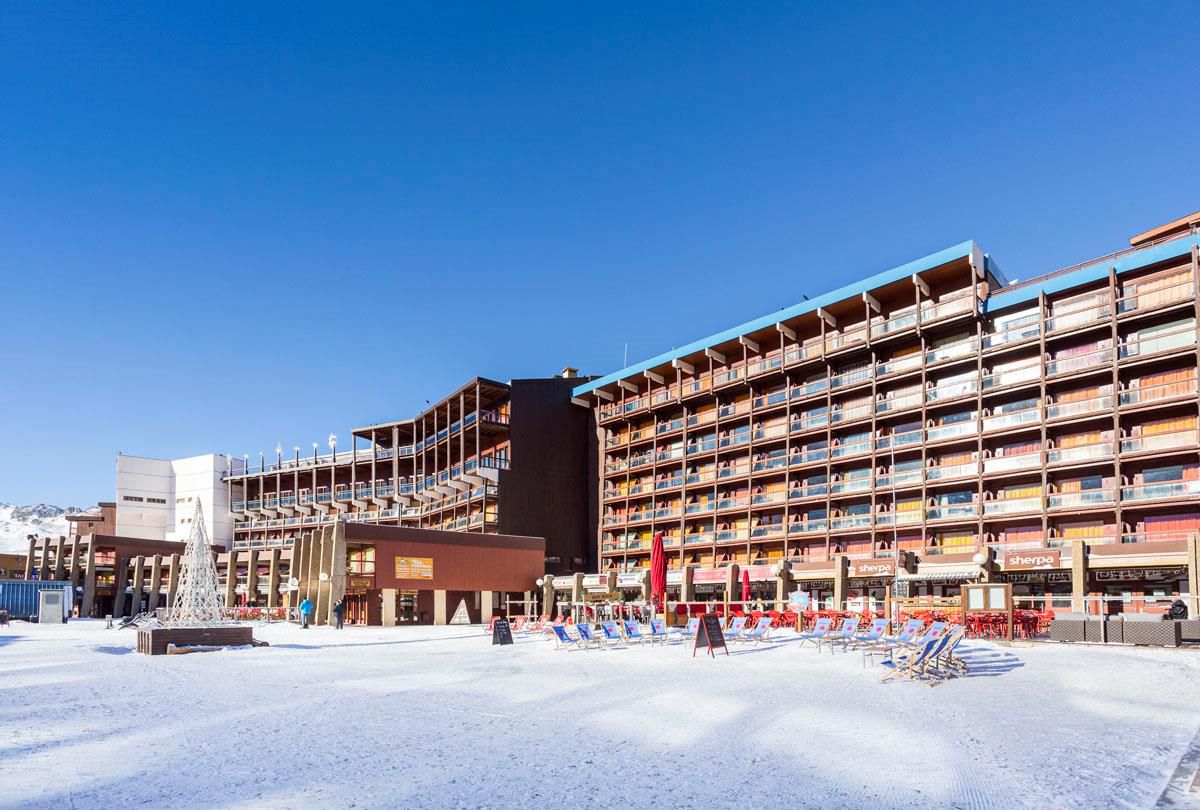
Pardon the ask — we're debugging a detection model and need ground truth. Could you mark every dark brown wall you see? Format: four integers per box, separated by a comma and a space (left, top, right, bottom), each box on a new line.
498, 377, 596, 575
68, 503, 116, 539
346, 523, 543, 592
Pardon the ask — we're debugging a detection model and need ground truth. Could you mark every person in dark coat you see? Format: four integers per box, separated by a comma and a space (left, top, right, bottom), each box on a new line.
332, 597, 347, 629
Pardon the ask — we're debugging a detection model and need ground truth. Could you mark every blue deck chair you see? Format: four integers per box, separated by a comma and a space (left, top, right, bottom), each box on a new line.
600, 621, 626, 647
576, 622, 603, 650
796, 617, 833, 649
879, 635, 942, 683
724, 616, 748, 642
623, 620, 648, 645
819, 617, 860, 653
741, 616, 774, 645
649, 618, 669, 645
679, 617, 701, 639
551, 624, 582, 651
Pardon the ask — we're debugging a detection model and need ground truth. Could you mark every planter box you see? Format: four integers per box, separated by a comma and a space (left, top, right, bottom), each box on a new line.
1179, 620, 1200, 644
1122, 620, 1180, 648
1049, 620, 1086, 642
137, 626, 254, 656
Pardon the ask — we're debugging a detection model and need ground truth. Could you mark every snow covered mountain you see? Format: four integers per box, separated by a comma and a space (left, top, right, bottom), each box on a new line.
0, 504, 78, 554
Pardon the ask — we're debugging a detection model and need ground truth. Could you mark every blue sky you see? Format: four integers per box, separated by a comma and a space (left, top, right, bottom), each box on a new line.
1, 3, 1197, 506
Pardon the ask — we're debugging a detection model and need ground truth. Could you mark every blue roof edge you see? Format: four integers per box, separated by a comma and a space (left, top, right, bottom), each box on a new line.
573, 239, 980, 397
985, 232, 1200, 313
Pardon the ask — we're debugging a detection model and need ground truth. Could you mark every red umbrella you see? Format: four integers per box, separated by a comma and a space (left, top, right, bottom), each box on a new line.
741, 569, 751, 603
650, 531, 666, 607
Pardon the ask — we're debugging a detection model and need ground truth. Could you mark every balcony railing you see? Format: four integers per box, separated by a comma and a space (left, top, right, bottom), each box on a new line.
927, 337, 980, 365
829, 477, 872, 496
982, 363, 1041, 390
1047, 489, 1115, 509
926, 503, 978, 520
983, 496, 1042, 515
830, 514, 873, 531
876, 429, 923, 450
790, 412, 829, 432
1117, 275, 1196, 316
877, 353, 923, 377
871, 310, 918, 339
830, 403, 873, 424
982, 316, 1041, 350
1046, 392, 1114, 420
983, 406, 1041, 432
1047, 442, 1112, 465
1119, 378, 1199, 407
1120, 429, 1199, 455
922, 294, 976, 322
831, 368, 872, 389
983, 451, 1042, 473
790, 448, 829, 466
1046, 293, 1112, 333
788, 519, 828, 534
877, 468, 923, 489
927, 379, 978, 402
1045, 346, 1114, 377
788, 483, 828, 500
1119, 326, 1197, 360
877, 391, 923, 414
875, 510, 922, 527
1120, 479, 1200, 502
830, 440, 872, 459
926, 420, 977, 442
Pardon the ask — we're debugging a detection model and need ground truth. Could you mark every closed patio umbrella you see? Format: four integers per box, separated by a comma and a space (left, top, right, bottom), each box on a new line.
650, 532, 666, 623
741, 569, 751, 604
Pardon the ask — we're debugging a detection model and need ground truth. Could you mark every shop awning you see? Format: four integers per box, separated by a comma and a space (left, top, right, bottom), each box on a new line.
897, 567, 980, 582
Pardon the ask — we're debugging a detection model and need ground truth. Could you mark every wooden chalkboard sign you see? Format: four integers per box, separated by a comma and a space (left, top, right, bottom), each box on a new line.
693, 614, 729, 657
492, 618, 514, 646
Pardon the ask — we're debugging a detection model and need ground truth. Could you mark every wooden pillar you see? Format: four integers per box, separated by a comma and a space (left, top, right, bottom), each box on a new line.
52, 536, 66, 581
23, 535, 36, 580
224, 550, 238, 608
832, 555, 850, 611
147, 555, 163, 612
81, 540, 97, 617
245, 549, 260, 605
1071, 538, 1088, 613
165, 553, 181, 611
267, 548, 281, 609
68, 540, 82, 589
39, 536, 52, 581
130, 556, 146, 613
1187, 534, 1200, 618
111, 557, 130, 618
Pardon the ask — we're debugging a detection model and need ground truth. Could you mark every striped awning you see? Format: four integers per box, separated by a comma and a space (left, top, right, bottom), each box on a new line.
897, 567, 980, 582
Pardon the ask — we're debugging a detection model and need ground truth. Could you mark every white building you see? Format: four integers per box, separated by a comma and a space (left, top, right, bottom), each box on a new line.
114, 453, 234, 548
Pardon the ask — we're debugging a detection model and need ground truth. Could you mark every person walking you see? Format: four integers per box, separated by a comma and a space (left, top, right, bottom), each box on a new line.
299, 597, 314, 629
332, 597, 346, 630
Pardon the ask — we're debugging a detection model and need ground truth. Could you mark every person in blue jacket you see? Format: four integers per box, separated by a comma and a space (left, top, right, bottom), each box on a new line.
299, 597, 314, 629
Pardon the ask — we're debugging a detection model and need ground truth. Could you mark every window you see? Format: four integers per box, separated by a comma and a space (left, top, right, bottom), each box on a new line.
1143, 465, 1185, 484
122, 495, 144, 503
146, 497, 166, 505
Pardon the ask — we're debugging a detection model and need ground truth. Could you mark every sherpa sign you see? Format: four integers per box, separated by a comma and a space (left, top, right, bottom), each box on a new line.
1003, 550, 1061, 570
849, 560, 895, 577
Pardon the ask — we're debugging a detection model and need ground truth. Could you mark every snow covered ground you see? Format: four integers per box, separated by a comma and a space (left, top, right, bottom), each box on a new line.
2, 621, 1198, 809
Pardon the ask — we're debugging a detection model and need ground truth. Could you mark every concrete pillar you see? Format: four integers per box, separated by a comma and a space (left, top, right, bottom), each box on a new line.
291, 533, 307, 601
1187, 534, 1200, 617
165, 553, 180, 611
24, 535, 36, 580
571, 572, 584, 606
39, 536, 51, 581
52, 536, 66, 581
245, 549, 259, 605
318, 523, 347, 626
480, 590, 495, 622
639, 568, 651, 602
774, 565, 792, 611
304, 532, 321, 605
81, 541, 97, 617
832, 555, 850, 611
224, 551, 238, 608
433, 589, 449, 625
681, 565, 695, 603
541, 579, 556, 618
382, 588, 398, 626
267, 548, 281, 610
1070, 539, 1088, 613
112, 557, 130, 618
130, 556, 146, 613
147, 555, 163, 612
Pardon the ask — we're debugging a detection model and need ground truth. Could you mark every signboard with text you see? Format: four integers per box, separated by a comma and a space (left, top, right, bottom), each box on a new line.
849, 559, 896, 578
1003, 550, 1061, 570
394, 556, 434, 580
693, 614, 728, 658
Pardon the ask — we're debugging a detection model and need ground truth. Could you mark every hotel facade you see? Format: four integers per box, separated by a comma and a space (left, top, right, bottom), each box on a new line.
571, 213, 1200, 611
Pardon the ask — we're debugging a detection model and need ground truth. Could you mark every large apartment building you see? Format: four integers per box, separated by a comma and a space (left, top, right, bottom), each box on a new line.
571, 212, 1200, 610
225, 373, 596, 575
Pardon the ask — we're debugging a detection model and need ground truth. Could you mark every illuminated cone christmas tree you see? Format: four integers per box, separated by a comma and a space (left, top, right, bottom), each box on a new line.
165, 500, 228, 626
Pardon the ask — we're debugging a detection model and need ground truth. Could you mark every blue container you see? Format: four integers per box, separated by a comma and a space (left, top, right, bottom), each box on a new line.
0, 580, 75, 621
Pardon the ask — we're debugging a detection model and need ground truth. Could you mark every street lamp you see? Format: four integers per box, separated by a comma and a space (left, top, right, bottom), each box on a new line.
312, 442, 318, 463
328, 433, 337, 463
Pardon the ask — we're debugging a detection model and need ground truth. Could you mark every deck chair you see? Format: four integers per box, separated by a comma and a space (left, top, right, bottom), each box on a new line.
623, 620, 649, 645
679, 617, 701, 639
912, 621, 948, 647
929, 627, 968, 677
849, 618, 889, 650
576, 622, 603, 650
796, 617, 833, 649
484, 616, 499, 634
724, 616, 748, 642
741, 616, 774, 645
649, 618, 669, 645
879, 635, 941, 683
820, 617, 860, 653
600, 621, 626, 647
510, 616, 526, 633
551, 624, 582, 651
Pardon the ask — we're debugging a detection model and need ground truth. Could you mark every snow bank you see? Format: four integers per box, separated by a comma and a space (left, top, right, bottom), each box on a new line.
1, 621, 1197, 808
